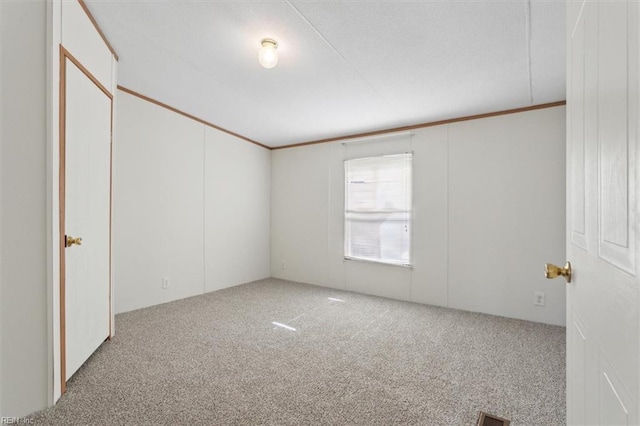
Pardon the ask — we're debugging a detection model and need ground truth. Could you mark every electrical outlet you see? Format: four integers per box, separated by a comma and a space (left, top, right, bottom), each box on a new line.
534, 291, 545, 306
280, 261, 286, 270
162, 277, 170, 289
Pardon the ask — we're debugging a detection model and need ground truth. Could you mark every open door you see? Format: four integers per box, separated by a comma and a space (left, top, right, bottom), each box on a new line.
563, 1, 639, 424
59, 46, 112, 392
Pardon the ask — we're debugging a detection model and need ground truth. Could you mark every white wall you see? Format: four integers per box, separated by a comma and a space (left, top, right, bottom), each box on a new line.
204, 128, 271, 292
271, 106, 566, 326
1, 0, 50, 417
447, 111, 566, 324
113, 90, 270, 313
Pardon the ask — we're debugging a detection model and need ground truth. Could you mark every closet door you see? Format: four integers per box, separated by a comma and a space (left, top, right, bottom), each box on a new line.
60, 50, 112, 384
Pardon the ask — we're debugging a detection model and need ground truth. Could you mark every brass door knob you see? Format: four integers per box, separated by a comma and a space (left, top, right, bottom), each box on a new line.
545, 261, 571, 283
65, 235, 83, 248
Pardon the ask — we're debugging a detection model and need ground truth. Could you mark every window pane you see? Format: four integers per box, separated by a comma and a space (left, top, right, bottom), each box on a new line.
344, 153, 412, 266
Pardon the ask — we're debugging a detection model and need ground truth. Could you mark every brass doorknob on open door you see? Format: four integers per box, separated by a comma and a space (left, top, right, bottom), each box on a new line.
65, 235, 83, 248
545, 261, 571, 283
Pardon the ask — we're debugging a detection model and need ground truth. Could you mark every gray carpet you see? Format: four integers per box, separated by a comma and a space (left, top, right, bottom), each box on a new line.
28, 278, 565, 425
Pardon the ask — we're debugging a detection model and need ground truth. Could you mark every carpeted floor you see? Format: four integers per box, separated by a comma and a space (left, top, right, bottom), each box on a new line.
28, 278, 565, 425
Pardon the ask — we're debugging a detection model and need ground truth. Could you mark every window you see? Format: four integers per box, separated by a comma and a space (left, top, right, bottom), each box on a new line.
344, 153, 412, 266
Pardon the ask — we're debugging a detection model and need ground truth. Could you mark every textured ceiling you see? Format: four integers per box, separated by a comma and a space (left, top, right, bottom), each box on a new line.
85, 0, 565, 148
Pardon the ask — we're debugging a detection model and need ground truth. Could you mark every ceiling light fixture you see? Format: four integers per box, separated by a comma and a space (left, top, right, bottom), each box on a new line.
258, 38, 278, 69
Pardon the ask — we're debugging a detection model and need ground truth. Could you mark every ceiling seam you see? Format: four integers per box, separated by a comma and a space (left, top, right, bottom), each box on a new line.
525, 0, 534, 104
285, 1, 393, 111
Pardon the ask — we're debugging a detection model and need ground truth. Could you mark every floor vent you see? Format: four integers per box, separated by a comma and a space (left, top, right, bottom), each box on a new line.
477, 411, 511, 426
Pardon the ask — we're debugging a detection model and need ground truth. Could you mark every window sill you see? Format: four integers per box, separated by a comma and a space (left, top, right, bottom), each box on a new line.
344, 256, 413, 269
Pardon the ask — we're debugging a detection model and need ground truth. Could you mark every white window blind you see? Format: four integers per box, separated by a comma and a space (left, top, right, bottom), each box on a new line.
344, 153, 412, 266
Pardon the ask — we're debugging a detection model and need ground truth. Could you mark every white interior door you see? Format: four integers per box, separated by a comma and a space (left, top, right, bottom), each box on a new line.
63, 56, 112, 381
566, 1, 639, 424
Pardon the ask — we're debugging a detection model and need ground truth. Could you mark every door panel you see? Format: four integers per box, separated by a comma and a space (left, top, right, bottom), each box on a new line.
64, 58, 111, 380
566, 1, 639, 425
597, 2, 635, 273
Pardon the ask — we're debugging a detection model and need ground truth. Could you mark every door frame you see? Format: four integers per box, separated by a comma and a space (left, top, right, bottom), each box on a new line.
58, 44, 113, 394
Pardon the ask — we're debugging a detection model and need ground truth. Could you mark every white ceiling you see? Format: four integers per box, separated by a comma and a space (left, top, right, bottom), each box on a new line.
85, 0, 565, 148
